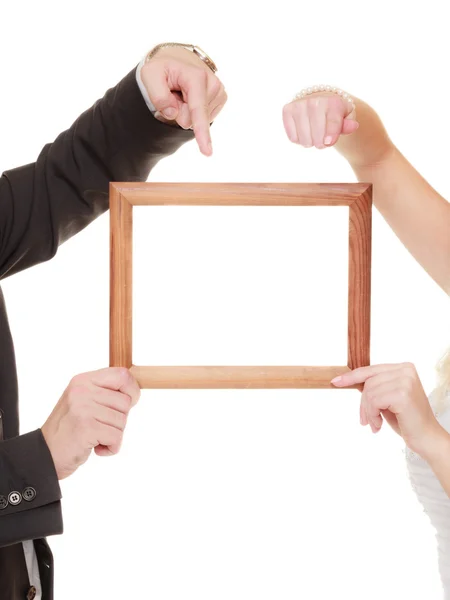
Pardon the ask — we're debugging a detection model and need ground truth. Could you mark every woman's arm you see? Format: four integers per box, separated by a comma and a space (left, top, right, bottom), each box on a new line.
336, 98, 450, 294
332, 363, 450, 498
283, 93, 450, 294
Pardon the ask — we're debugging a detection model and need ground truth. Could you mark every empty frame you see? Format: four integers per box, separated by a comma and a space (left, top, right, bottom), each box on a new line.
110, 183, 372, 389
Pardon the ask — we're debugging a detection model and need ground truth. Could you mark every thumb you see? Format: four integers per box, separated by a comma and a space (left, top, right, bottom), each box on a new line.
153, 95, 180, 121
342, 118, 359, 135
144, 68, 180, 121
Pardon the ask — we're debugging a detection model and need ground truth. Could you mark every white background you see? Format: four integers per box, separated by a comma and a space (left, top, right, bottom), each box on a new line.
1, 0, 450, 598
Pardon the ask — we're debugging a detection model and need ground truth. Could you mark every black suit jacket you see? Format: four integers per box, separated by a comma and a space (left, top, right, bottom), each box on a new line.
0, 65, 193, 599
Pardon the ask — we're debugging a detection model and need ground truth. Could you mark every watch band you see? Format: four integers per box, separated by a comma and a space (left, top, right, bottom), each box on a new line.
146, 43, 218, 73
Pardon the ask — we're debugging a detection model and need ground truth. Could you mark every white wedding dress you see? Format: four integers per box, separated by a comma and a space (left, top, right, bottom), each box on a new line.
406, 390, 450, 597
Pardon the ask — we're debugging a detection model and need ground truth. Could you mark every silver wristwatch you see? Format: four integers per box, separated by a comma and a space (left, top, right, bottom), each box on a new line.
146, 43, 218, 73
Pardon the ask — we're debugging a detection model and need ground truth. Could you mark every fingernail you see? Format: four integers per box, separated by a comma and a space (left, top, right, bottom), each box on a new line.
324, 136, 333, 145
331, 376, 342, 385
163, 108, 177, 119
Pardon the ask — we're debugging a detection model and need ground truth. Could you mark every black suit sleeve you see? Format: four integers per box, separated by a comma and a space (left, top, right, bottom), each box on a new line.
0, 66, 193, 546
0, 65, 194, 279
0, 429, 63, 547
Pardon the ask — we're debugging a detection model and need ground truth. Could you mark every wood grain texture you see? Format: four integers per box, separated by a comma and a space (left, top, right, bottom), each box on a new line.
109, 182, 373, 388
130, 366, 358, 389
110, 185, 133, 368
347, 187, 372, 370
111, 182, 371, 206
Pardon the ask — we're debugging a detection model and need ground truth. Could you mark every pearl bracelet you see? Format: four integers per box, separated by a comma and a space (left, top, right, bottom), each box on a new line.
294, 85, 354, 109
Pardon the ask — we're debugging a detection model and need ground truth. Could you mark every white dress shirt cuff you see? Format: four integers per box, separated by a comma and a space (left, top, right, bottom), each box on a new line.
136, 57, 156, 114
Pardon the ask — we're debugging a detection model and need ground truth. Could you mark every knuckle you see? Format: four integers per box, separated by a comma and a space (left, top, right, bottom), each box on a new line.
398, 387, 409, 402
120, 392, 133, 412
187, 65, 207, 85
209, 77, 221, 96
196, 67, 208, 83
129, 370, 139, 386
282, 103, 292, 118
364, 378, 374, 390
400, 376, 414, 391
112, 429, 123, 447
115, 367, 131, 384
116, 412, 128, 430
69, 373, 86, 387
292, 100, 306, 115
328, 95, 345, 110
306, 95, 322, 110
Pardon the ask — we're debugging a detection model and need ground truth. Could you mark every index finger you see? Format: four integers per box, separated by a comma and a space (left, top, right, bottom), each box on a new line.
90, 367, 141, 407
183, 70, 212, 156
331, 364, 400, 387
323, 96, 349, 146
323, 111, 345, 147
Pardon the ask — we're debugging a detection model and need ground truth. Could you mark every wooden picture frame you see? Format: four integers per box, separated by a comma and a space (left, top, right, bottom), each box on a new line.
110, 182, 372, 389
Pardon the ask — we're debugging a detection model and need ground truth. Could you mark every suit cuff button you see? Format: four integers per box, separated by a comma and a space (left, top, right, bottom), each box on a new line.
8, 491, 22, 505
23, 487, 37, 502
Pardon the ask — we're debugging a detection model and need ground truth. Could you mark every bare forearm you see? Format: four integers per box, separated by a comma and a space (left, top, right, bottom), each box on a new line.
357, 147, 450, 293
336, 98, 450, 294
